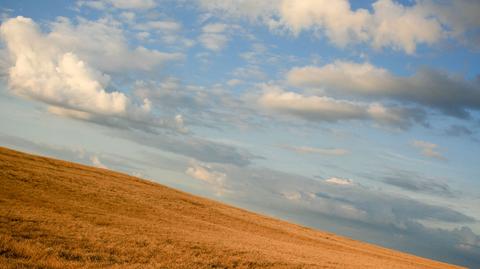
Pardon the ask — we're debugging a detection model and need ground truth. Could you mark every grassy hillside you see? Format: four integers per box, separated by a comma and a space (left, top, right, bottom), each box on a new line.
0, 147, 463, 268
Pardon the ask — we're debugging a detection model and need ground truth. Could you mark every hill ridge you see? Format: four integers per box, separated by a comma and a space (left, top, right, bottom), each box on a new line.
0, 146, 464, 268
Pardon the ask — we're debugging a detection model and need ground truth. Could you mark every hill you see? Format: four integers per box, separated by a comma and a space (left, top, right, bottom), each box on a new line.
0, 147, 463, 268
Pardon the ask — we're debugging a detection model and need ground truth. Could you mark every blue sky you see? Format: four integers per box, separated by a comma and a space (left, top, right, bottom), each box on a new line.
0, 0, 479, 267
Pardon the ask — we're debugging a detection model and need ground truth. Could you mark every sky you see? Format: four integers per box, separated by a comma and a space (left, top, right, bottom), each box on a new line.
0, 0, 479, 267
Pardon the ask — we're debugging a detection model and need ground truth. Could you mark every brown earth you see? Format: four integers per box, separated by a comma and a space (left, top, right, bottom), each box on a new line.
0, 146, 464, 268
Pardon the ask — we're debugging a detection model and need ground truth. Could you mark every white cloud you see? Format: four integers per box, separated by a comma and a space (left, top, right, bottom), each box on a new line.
186, 162, 228, 195
174, 114, 188, 134
258, 88, 365, 122
199, 34, 228, 51
412, 140, 447, 161
257, 85, 422, 128
325, 177, 353, 186
278, 0, 371, 47
199, 23, 230, 51
199, 0, 480, 53
202, 23, 228, 33
91, 155, 109, 169
368, 0, 444, 53
0, 16, 151, 118
0, 16, 194, 135
287, 61, 480, 118
287, 61, 392, 94
47, 17, 182, 72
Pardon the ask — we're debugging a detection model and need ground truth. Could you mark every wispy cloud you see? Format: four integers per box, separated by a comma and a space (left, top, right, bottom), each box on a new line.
412, 140, 447, 161
281, 145, 349, 156
324, 177, 353, 185
78, 0, 156, 10
376, 169, 457, 197
199, 23, 230, 51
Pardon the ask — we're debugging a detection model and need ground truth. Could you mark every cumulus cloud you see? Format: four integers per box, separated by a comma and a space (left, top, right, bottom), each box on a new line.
0, 16, 153, 120
278, 0, 372, 46
0, 16, 188, 133
199, 0, 480, 53
287, 61, 480, 118
257, 85, 425, 129
412, 140, 447, 161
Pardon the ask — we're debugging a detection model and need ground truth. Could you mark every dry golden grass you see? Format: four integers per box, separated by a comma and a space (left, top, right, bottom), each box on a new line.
0, 146, 464, 268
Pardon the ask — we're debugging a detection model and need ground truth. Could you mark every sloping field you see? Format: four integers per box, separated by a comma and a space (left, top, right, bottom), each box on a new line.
0, 147, 463, 268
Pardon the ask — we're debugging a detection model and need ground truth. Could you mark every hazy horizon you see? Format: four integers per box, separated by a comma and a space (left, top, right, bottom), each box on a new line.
0, 0, 479, 267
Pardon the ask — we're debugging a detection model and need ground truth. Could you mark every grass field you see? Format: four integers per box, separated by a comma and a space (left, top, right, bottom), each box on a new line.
0, 146, 464, 268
